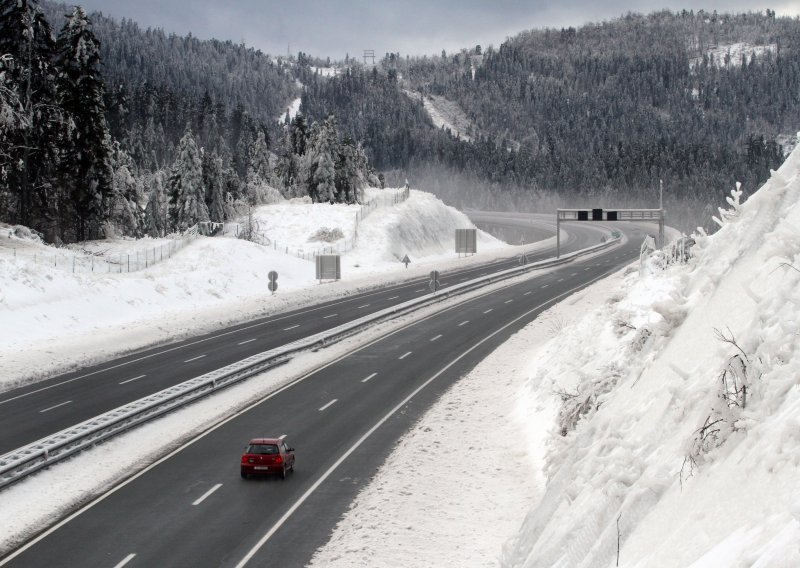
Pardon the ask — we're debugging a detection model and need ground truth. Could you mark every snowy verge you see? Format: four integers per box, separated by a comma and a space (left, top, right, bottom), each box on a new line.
308, 261, 631, 567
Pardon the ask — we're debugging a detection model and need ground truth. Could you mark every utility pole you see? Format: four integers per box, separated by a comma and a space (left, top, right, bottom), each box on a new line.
659, 179, 663, 210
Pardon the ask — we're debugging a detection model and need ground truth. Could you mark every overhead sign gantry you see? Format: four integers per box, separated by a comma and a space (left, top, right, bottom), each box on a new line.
556, 208, 665, 257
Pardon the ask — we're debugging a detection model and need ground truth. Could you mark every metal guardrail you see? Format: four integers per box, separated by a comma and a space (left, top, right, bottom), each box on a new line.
0, 236, 620, 490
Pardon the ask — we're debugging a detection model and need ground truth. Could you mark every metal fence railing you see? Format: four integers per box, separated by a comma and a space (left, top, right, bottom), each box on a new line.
6, 225, 204, 274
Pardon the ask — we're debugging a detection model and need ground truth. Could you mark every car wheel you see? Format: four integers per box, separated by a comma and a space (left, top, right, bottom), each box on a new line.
241, 470, 248, 479
280, 465, 286, 480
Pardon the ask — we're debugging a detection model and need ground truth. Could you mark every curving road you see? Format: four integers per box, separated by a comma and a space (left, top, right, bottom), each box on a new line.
1, 217, 646, 567
0, 215, 604, 456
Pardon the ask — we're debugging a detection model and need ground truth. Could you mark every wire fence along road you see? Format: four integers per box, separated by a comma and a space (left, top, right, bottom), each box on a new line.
265, 187, 411, 261
5, 188, 410, 272
6, 225, 210, 274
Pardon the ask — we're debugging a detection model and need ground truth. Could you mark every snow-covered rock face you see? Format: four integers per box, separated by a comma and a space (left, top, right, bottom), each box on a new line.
503, 137, 800, 567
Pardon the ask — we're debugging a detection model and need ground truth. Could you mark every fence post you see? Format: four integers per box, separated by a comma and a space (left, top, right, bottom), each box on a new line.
127, 255, 130, 272
72, 256, 75, 273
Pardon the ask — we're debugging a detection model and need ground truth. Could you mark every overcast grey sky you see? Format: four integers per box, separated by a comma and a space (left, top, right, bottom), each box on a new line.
73, 1, 800, 59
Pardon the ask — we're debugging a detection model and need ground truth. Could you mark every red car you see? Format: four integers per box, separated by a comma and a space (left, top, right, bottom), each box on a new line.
240, 437, 295, 479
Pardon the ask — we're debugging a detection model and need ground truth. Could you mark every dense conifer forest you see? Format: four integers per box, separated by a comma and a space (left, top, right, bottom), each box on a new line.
1, 2, 798, 241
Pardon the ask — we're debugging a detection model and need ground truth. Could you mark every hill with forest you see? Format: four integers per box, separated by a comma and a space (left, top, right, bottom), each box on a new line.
299, 10, 800, 231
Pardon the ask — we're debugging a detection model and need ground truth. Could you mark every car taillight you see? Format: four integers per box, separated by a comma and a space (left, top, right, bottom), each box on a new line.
275, 455, 283, 464
241, 455, 249, 463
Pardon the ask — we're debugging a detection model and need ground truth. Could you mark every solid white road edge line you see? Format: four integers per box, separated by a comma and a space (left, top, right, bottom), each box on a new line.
318, 399, 338, 412
112, 553, 136, 568
233, 269, 617, 568
361, 373, 377, 383
118, 375, 146, 385
39, 401, 72, 413
192, 483, 223, 506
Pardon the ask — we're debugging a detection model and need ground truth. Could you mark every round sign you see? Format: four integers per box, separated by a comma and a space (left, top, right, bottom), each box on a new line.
268, 270, 278, 282
268, 281, 278, 292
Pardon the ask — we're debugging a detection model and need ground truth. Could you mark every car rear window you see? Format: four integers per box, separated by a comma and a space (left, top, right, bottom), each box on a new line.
246, 444, 279, 455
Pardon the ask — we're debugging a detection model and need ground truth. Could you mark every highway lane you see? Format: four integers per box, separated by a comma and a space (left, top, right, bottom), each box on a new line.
0, 216, 607, 456
0, 224, 641, 568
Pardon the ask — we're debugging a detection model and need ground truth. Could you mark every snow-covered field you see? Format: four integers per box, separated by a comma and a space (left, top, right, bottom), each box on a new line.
0, 187, 509, 388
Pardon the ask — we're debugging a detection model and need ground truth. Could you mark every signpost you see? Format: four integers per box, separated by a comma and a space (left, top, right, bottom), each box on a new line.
517, 253, 528, 266
429, 270, 441, 292
402, 254, 411, 268
268, 270, 278, 295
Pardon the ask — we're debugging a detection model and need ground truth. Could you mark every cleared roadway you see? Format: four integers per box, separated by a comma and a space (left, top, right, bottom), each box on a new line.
0, 220, 643, 567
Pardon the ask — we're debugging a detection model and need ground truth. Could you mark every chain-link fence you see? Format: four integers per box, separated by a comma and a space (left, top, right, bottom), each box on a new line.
7, 225, 202, 274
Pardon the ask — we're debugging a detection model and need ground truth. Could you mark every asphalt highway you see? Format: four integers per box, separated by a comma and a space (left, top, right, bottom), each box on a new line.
0, 215, 605, 456
1, 219, 644, 567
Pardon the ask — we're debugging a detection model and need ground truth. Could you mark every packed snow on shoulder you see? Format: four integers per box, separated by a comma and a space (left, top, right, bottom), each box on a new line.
0, 187, 507, 387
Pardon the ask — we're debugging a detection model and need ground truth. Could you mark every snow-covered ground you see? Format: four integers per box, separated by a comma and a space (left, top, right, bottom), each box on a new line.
0, 187, 509, 388
404, 90, 475, 142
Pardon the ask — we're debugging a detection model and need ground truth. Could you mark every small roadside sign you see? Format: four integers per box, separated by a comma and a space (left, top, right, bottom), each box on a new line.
429, 270, 441, 292
402, 254, 411, 268
268, 271, 278, 294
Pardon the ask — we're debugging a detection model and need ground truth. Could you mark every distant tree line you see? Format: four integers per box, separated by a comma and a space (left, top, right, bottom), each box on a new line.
0, 0, 376, 243
299, 10, 798, 232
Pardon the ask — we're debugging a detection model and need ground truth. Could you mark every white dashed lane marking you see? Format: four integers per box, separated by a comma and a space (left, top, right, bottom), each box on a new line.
237, 339, 256, 345
430, 335, 442, 342
119, 375, 146, 385
323, 314, 338, 319
40, 400, 72, 413
184, 355, 206, 363
283, 325, 300, 331
361, 373, 377, 383
192, 483, 223, 506
113, 554, 136, 568
458, 321, 469, 326
319, 399, 338, 412
398, 351, 412, 360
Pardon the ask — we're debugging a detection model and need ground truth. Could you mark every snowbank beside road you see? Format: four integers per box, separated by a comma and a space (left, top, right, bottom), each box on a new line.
0, 188, 508, 388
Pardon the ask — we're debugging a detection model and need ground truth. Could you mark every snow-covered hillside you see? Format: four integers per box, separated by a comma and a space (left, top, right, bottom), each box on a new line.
309, 138, 800, 567
690, 42, 778, 69
0, 188, 507, 388
404, 90, 475, 142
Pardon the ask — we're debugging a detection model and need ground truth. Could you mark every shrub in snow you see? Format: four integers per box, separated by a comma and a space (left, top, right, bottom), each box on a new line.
307, 227, 344, 243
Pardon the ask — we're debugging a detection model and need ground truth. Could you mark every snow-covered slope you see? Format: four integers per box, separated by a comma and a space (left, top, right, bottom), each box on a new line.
502, 140, 800, 566
404, 90, 474, 142
0, 188, 507, 387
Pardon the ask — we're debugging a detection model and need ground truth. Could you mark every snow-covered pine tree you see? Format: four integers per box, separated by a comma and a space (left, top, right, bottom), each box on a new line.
0, 0, 60, 236
144, 174, 167, 237
202, 149, 225, 222
168, 127, 209, 231
312, 116, 338, 203
55, 6, 113, 241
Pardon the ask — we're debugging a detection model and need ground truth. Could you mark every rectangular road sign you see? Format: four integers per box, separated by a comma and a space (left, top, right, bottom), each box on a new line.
316, 255, 341, 280
455, 229, 477, 254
